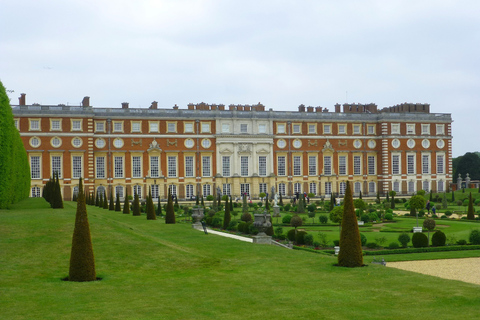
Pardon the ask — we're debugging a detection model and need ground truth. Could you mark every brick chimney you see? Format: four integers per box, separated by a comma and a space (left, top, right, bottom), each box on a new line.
82, 96, 90, 107
122, 102, 129, 109
298, 104, 305, 112
150, 101, 158, 109
19, 93, 26, 106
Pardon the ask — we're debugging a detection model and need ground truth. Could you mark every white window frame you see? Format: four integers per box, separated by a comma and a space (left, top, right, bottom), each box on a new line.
240, 156, 249, 176
132, 156, 142, 178
114, 156, 124, 178
353, 155, 361, 175
308, 156, 316, 176
338, 156, 347, 175
185, 156, 194, 177
258, 156, 267, 177
222, 156, 230, 177
277, 156, 286, 176
202, 156, 211, 177
96, 156, 105, 179
293, 156, 301, 176
168, 156, 177, 177
324, 156, 332, 176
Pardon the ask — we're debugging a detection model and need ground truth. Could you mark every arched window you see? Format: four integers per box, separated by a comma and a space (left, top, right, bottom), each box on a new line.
309, 182, 317, 195
339, 182, 346, 195
368, 182, 375, 194
278, 183, 286, 196
422, 180, 430, 193
354, 182, 361, 194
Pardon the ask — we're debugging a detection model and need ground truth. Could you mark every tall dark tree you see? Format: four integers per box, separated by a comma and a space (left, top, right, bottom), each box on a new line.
359, 191, 362, 199
195, 195, 199, 206
69, 177, 96, 282
157, 197, 162, 216
223, 196, 231, 230
452, 189, 455, 202
165, 189, 176, 224
389, 190, 396, 209
95, 191, 99, 207
338, 181, 363, 267
201, 196, 205, 207
103, 191, 108, 209
146, 191, 156, 220
123, 188, 130, 214
279, 192, 283, 206
467, 192, 475, 220
132, 192, 141, 216
109, 190, 114, 210
453, 152, 480, 180
99, 191, 104, 208
52, 172, 64, 209
230, 195, 233, 211
0, 81, 30, 209
115, 193, 121, 212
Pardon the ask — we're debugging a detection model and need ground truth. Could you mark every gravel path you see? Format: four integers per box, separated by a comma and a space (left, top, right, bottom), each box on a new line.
388, 258, 480, 285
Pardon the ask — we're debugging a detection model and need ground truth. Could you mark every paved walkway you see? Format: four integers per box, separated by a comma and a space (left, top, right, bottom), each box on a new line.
194, 227, 253, 243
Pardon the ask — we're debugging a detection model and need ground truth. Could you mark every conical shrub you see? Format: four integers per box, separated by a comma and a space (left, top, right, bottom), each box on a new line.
52, 172, 64, 208
68, 177, 96, 281
123, 188, 130, 214
115, 193, 121, 212
467, 192, 475, 220
223, 196, 231, 230
146, 191, 156, 220
338, 181, 363, 267
157, 197, 162, 216
165, 189, 176, 224
132, 192, 141, 216
103, 191, 108, 209
109, 191, 114, 211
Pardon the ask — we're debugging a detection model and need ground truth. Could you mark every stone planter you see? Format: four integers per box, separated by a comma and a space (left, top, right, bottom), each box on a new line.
191, 206, 205, 229
413, 227, 423, 233
334, 246, 340, 255
253, 213, 272, 244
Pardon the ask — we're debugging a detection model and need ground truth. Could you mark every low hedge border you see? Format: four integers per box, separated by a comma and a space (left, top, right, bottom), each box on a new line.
363, 244, 480, 255
292, 246, 335, 256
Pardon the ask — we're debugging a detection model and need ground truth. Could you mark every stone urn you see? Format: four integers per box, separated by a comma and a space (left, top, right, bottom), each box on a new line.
191, 206, 205, 229
253, 213, 272, 236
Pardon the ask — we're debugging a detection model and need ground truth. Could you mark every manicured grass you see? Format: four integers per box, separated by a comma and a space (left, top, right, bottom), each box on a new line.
2, 198, 480, 319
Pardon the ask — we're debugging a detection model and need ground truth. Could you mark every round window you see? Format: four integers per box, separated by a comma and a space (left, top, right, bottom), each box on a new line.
51, 137, 62, 148
95, 138, 106, 148
407, 139, 415, 148
436, 139, 445, 149
72, 137, 82, 148
368, 140, 376, 149
113, 138, 124, 148
422, 139, 430, 149
277, 139, 286, 149
293, 139, 302, 148
185, 139, 194, 148
201, 139, 211, 148
30, 137, 41, 148
353, 139, 362, 149
392, 139, 400, 149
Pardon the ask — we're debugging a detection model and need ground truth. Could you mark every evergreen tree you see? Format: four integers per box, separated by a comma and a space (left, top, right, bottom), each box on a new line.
223, 196, 231, 230
146, 191, 156, 220
213, 192, 218, 211
115, 193, 121, 212
123, 188, 130, 214
452, 189, 455, 202
132, 192, 141, 216
429, 192, 433, 202
338, 181, 363, 267
157, 197, 162, 216
467, 192, 475, 220
165, 189, 176, 224
69, 177, 96, 281
230, 195, 233, 211
52, 172, 64, 208
174, 194, 179, 210
329, 193, 335, 211
99, 191, 104, 208
103, 191, 108, 209
195, 195, 199, 206
109, 190, 114, 210
359, 191, 362, 199
376, 191, 380, 203
95, 191, 99, 207
386, 192, 389, 202
279, 192, 283, 206
442, 192, 448, 209
242, 194, 248, 213
201, 196, 205, 207
389, 190, 396, 209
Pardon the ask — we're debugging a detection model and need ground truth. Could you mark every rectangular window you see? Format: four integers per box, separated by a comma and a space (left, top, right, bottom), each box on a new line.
201, 122, 210, 133
72, 156, 82, 179
71, 120, 82, 131
168, 156, 177, 177
278, 183, 286, 196
308, 156, 316, 176
185, 156, 194, 177
369, 182, 376, 194
115, 186, 124, 199
308, 124, 316, 134
29, 119, 40, 131
423, 180, 430, 192
294, 183, 301, 194
407, 154, 416, 175
222, 123, 230, 133
51, 120, 61, 131
131, 121, 141, 133
259, 183, 267, 195
32, 187, 41, 197
184, 123, 194, 133
169, 185, 177, 198
323, 124, 331, 134
437, 155, 444, 174
203, 184, 211, 196
202, 156, 211, 177
133, 185, 142, 198
391, 123, 400, 134
338, 124, 346, 134
353, 125, 361, 134
367, 125, 375, 134
186, 184, 194, 198
31, 156, 41, 179
438, 181, 444, 192
167, 122, 176, 133
278, 156, 286, 176
407, 124, 415, 134
113, 121, 123, 132
393, 181, 400, 193
277, 124, 285, 134
96, 157, 105, 179
421, 124, 430, 135
241, 156, 249, 176
339, 156, 346, 175
151, 185, 159, 199
51, 156, 62, 178
408, 181, 415, 193
354, 156, 361, 175
258, 124, 266, 134
240, 124, 248, 133
324, 156, 332, 176
132, 156, 142, 178
150, 156, 159, 178
293, 124, 301, 134
309, 182, 317, 195
114, 156, 123, 178
95, 121, 105, 132
368, 156, 375, 175
325, 182, 332, 195
293, 156, 301, 176
222, 156, 230, 177
392, 155, 400, 175
240, 183, 250, 196
436, 124, 445, 135
223, 184, 231, 196
258, 156, 267, 176
14, 119, 19, 130
354, 182, 362, 194
149, 122, 159, 133
422, 155, 430, 174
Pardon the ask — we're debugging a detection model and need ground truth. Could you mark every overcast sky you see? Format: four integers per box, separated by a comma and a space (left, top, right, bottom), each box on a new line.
1, 0, 478, 157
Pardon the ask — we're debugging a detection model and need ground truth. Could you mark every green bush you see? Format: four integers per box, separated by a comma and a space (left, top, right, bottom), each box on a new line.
398, 233, 410, 248
445, 211, 453, 216
360, 233, 367, 246
363, 244, 480, 255
412, 233, 428, 248
457, 239, 467, 245
418, 209, 425, 217
360, 213, 369, 223
303, 233, 314, 246
368, 212, 379, 222
431, 230, 446, 247
282, 214, 292, 224
384, 213, 393, 220
244, 222, 253, 234
237, 221, 246, 233
241, 212, 252, 222
319, 215, 328, 224
295, 231, 307, 245
366, 242, 377, 249
206, 195, 214, 201
469, 229, 480, 245
283, 204, 291, 211
226, 220, 238, 231
388, 242, 400, 249
248, 224, 258, 235
287, 229, 296, 241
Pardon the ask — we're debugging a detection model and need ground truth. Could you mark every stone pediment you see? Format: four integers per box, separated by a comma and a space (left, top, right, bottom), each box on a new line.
256, 147, 270, 154
148, 138, 162, 152
219, 147, 234, 154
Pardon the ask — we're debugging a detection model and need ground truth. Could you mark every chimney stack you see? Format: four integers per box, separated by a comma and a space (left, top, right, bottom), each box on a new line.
150, 101, 158, 109
19, 93, 26, 106
122, 102, 129, 109
82, 96, 90, 107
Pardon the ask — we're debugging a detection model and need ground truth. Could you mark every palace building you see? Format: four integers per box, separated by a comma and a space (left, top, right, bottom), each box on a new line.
12, 94, 453, 201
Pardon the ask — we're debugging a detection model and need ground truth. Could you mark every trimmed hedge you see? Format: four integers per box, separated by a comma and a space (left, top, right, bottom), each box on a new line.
431, 230, 446, 247
363, 245, 480, 255
412, 232, 428, 248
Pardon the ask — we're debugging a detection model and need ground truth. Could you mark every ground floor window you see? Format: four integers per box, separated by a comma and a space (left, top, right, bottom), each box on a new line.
309, 182, 317, 195
423, 180, 430, 193
339, 182, 346, 195
278, 183, 286, 196
115, 185, 124, 199
368, 182, 375, 194
31, 187, 41, 197
325, 182, 332, 195
151, 184, 159, 199
240, 183, 250, 196
133, 185, 142, 198
203, 184, 211, 197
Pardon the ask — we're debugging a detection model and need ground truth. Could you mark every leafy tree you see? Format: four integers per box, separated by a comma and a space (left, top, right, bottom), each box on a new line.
389, 190, 396, 209
423, 218, 436, 246
165, 189, 176, 224
338, 181, 363, 267
290, 214, 303, 237
69, 177, 96, 281
329, 206, 344, 224
319, 215, 328, 224
307, 204, 316, 224
453, 152, 480, 180
123, 188, 130, 214
467, 192, 475, 220
353, 199, 366, 217
146, 191, 156, 220
223, 196, 231, 230
410, 195, 426, 227
132, 192, 141, 216
398, 233, 411, 248
115, 193, 121, 212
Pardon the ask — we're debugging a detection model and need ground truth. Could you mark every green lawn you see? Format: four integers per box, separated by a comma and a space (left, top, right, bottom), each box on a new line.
2, 198, 480, 319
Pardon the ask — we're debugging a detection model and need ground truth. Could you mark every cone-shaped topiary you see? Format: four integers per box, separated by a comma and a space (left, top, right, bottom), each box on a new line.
95, 191, 99, 207
132, 192, 141, 216
223, 196, 231, 230
123, 188, 130, 214
157, 197, 162, 216
103, 191, 108, 209
201, 196, 204, 207
115, 193, 121, 212
52, 172, 64, 208
146, 191, 156, 220
230, 196, 233, 211
467, 192, 475, 220
109, 190, 114, 211
338, 181, 363, 267
69, 177, 96, 282
195, 195, 199, 206
99, 192, 104, 208
165, 189, 176, 224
